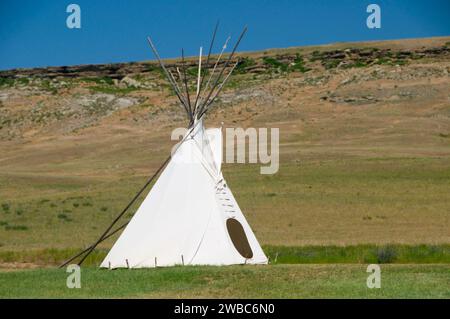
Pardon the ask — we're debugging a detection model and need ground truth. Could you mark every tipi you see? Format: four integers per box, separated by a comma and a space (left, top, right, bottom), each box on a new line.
63, 24, 268, 268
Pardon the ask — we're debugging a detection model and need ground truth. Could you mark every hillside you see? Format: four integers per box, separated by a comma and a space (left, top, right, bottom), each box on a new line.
0, 36, 449, 254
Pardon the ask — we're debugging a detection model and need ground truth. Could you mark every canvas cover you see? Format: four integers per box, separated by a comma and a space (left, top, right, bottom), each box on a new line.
101, 122, 268, 268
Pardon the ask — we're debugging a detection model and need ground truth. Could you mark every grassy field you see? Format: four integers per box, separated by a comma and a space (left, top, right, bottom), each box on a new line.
0, 37, 449, 298
1, 38, 449, 251
0, 264, 449, 298
1, 157, 449, 250
1, 244, 450, 267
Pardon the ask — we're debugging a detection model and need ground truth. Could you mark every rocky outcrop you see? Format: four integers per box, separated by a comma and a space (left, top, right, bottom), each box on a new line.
1, 44, 448, 80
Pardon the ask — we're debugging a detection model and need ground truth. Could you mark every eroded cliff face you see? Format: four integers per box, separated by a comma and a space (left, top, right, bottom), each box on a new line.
1, 38, 449, 80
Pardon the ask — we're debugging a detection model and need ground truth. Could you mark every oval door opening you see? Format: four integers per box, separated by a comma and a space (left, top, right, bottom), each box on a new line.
226, 218, 253, 259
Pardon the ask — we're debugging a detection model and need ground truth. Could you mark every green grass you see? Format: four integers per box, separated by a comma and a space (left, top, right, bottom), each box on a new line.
235, 57, 256, 74
376, 57, 393, 65
264, 245, 450, 264
290, 54, 311, 73
0, 264, 449, 298
15, 77, 30, 85
186, 67, 208, 78
77, 76, 142, 95
80, 76, 114, 85
4, 225, 28, 231
263, 57, 289, 72
324, 59, 340, 69
1, 203, 11, 212
0, 77, 15, 87
1, 245, 449, 267
39, 79, 58, 94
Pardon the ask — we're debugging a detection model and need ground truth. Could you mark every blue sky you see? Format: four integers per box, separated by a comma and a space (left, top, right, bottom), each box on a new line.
0, 0, 449, 70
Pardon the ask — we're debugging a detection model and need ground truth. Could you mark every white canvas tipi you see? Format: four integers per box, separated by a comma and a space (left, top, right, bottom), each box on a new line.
62, 25, 268, 268
101, 119, 268, 268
